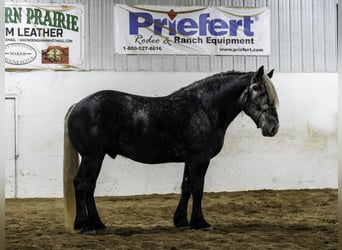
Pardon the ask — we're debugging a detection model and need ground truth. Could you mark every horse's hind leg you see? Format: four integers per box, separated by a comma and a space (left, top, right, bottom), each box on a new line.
174, 163, 191, 228
86, 169, 107, 233
73, 153, 105, 234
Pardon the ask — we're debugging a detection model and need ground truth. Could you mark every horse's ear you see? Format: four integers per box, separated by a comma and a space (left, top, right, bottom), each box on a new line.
253, 65, 264, 82
267, 69, 274, 79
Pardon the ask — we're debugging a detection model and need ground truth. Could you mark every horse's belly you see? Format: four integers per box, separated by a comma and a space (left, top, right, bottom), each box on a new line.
121, 149, 184, 164
117, 140, 185, 164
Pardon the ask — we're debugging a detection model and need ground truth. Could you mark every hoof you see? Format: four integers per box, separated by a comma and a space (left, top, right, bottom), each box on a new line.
78, 227, 107, 235
174, 220, 190, 229
74, 219, 83, 231
79, 225, 107, 235
200, 226, 213, 231
74, 218, 107, 235
175, 225, 190, 230
80, 228, 96, 235
190, 220, 212, 230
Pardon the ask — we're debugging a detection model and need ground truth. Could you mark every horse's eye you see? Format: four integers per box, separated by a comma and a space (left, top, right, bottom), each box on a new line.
252, 85, 259, 91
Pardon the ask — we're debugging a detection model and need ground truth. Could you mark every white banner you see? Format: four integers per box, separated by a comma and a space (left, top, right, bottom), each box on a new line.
5, 3, 84, 70
114, 5, 270, 55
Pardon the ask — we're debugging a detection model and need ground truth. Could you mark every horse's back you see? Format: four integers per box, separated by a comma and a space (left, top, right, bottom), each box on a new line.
68, 90, 185, 161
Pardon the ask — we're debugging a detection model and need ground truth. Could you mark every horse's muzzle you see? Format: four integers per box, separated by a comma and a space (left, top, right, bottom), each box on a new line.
259, 111, 279, 137
261, 123, 279, 137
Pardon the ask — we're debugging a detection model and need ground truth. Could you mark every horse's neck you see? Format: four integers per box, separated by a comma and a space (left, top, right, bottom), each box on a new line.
175, 72, 251, 128
204, 73, 251, 128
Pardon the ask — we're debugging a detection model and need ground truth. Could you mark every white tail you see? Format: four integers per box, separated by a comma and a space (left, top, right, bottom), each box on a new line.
63, 104, 79, 232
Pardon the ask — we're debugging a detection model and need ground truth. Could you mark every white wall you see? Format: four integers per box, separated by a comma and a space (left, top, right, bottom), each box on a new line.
5, 71, 338, 198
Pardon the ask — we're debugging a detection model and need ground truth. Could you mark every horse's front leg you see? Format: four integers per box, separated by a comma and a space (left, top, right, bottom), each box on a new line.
188, 157, 211, 230
174, 163, 191, 228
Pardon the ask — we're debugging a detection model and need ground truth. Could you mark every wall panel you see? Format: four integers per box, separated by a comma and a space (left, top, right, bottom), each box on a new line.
301, 0, 314, 72
312, 0, 326, 71
268, 0, 280, 71
290, 0, 303, 71
324, 0, 338, 71
5, 0, 337, 72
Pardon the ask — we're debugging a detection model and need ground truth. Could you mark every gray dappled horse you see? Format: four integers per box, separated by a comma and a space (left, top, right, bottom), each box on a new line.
63, 66, 279, 234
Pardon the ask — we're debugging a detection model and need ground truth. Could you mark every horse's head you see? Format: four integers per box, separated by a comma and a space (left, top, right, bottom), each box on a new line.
241, 66, 279, 137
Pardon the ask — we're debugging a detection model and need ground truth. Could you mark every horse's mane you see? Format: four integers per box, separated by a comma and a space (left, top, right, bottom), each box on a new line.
195, 70, 252, 84
172, 70, 253, 95
172, 70, 279, 108
263, 75, 279, 107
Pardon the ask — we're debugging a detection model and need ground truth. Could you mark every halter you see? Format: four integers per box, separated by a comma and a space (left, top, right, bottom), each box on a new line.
241, 79, 277, 128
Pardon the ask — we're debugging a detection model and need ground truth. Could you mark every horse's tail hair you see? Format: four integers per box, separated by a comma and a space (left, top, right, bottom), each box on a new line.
63, 104, 78, 232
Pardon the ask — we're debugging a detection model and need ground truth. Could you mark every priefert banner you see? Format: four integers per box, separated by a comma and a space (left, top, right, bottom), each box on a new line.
114, 5, 270, 55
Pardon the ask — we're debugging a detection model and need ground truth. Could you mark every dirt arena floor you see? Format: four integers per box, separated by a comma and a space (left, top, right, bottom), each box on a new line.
5, 189, 337, 250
